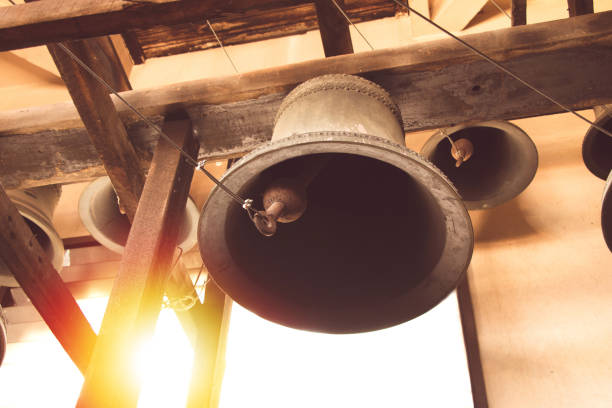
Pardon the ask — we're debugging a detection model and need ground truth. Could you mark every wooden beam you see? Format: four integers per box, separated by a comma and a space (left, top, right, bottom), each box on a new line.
48, 39, 143, 221
0, 185, 97, 373
1, 12, 612, 189
457, 274, 489, 408
432, 0, 488, 31
567, 0, 593, 16
76, 119, 198, 407
186, 281, 232, 408
314, 0, 354, 57
511, 0, 526, 26
128, 1, 393, 62
0, 0, 307, 52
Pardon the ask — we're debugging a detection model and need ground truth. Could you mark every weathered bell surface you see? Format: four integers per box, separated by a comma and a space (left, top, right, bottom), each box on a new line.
0, 185, 64, 287
0, 305, 6, 367
198, 74, 473, 333
79, 177, 200, 254
602, 170, 612, 251
420, 121, 538, 210
582, 105, 612, 180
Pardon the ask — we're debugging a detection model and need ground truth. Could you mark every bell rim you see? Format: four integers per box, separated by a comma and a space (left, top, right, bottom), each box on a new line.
199, 131, 474, 333
602, 170, 612, 251
420, 120, 538, 210
79, 177, 200, 254
0, 305, 6, 367
582, 113, 612, 181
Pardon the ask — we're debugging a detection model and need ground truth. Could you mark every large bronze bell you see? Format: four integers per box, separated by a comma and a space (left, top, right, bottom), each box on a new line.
582, 105, 612, 180
198, 74, 473, 333
420, 121, 538, 210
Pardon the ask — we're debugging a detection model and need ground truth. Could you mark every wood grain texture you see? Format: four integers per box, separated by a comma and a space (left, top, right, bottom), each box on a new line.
0, 185, 97, 373
567, 0, 593, 16
0, 0, 308, 52
76, 119, 198, 407
511, 0, 526, 26
48, 39, 144, 220
315, 0, 354, 57
126, 0, 391, 61
1, 12, 612, 188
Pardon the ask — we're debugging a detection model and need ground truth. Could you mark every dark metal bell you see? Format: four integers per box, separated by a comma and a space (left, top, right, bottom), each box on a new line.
602, 171, 612, 251
198, 74, 473, 333
582, 105, 612, 180
420, 121, 538, 210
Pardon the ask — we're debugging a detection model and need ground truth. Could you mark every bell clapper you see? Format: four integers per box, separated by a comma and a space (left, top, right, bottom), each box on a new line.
252, 157, 330, 237
252, 201, 286, 237
444, 133, 474, 168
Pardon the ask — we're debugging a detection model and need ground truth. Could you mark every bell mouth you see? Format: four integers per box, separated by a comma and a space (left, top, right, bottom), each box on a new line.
79, 177, 200, 253
199, 132, 473, 333
583, 114, 612, 180
422, 121, 538, 210
602, 171, 612, 251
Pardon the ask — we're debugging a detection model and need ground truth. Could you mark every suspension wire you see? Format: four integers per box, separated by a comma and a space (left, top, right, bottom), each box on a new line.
329, 0, 375, 51
439, 128, 457, 150
206, 19, 239, 74
390, 0, 612, 139
192, 262, 211, 303
55, 43, 253, 209
488, 0, 512, 20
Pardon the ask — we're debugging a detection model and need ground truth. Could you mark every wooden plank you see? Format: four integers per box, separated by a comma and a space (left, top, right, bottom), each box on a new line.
567, 0, 593, 16
432, 0, 488, 31
1, 12, 612, 189
511, 0, 526, 26
186, 281, 233, 408
48, 39, 143, 221
76, 119, 198, 407
314, 0, 354, 57
409, 0, 436, 36
128, 1, 393, 61
0, 185, 97, 374
10, 279, 116, 309
457, 274, 489, 408
0, 0, 308, 52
